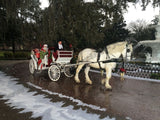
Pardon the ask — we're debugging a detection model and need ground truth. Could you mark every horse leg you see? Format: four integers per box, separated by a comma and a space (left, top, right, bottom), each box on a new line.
120, 72, 125, 81
104, 68, 112, 90
74, 64, 84, 83
84, 66, 92, 85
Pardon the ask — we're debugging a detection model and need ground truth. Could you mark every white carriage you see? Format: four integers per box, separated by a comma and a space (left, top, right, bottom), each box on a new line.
29, 47, 74, 81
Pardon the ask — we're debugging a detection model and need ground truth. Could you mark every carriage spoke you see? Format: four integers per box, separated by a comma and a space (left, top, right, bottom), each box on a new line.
48, 65, 61, 81
29, 59, 35, 74
64, 66, 75, 77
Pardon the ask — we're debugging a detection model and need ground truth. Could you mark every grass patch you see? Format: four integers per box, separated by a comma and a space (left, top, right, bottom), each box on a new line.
0, 52, 4, 57
0, 51, 30, 60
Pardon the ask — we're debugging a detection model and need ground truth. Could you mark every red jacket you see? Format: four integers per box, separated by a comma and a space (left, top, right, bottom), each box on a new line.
120, 68, 126, 73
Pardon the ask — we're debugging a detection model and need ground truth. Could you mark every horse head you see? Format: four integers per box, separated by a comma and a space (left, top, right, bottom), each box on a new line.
121, 41, 133, 61
127, 42, 133, 61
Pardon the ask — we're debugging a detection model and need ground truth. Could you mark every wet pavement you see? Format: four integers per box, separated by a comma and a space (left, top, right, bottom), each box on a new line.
0, 60, 160, 120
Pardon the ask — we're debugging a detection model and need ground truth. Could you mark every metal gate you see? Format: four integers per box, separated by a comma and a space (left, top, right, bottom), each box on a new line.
116, 62, 160, 79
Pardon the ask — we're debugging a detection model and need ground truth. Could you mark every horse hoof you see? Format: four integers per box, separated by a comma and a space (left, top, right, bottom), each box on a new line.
86, 80, 92, 85
74, 79, 80, 84
101, 79, 105, 85
106, 88, 112, 91
74, 77, 80, 83
100, 86, 112, 91
75, 80, 80, 84
105, 86, 112, 91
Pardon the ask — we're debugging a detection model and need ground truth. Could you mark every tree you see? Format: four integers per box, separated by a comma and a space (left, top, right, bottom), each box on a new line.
44, 0, 131, 50
44, 0, 105, 49
0, 1, 7, 49
104, 18, 130, 45
1, 0, 158, 51
128, 20, 156, 41
151, 15, 159, 25
0, 0, 41, 51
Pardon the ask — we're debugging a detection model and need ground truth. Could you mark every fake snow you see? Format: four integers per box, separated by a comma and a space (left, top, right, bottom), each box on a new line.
0, 71, 115, 120
27, 82, 106, 111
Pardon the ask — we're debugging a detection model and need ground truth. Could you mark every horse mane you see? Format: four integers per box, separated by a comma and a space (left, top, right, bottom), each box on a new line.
107, 41, 127, 50
84, 41, 127, 53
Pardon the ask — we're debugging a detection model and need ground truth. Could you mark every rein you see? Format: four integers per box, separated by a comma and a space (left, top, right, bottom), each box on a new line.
121, 42, 131, 72
97, 47, 110, 70
96, 43, 129, 70
97, 52, 102, 69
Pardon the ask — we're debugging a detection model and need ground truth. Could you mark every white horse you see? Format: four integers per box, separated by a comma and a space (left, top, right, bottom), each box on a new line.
74, 41, 133, 90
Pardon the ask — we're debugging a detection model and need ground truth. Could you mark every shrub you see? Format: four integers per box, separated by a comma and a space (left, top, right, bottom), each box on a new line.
3, 52, 14, 58
2, 51, 30, 59
150, 73, 160, 80
14, 52, 30, 59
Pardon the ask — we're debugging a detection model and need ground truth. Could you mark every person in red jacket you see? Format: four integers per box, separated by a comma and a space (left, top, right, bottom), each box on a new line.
120, 67, 126, 81
38, 44, 48, 69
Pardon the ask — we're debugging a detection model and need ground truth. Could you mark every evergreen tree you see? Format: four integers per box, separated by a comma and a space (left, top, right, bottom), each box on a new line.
0, 0, 41, 51
0, 0, 159, 51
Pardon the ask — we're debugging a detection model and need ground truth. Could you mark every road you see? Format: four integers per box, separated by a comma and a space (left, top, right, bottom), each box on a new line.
0, 60, 160, 120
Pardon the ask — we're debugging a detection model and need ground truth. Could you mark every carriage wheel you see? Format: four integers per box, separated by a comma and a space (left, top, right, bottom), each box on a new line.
64, 66, 75, 77
29, 59, 35, 74
48, 65, 61, 81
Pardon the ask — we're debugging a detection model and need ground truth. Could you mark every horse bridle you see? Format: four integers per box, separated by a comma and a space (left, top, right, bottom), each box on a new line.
97, 42, 131, 70
125, 43, 132, 60
121, 42, 132, 69
126, 43, 131, 53
104, 47, 110, 59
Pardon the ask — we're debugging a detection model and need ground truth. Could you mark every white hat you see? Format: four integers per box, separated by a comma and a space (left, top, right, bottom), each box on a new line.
44, 44, 48, 47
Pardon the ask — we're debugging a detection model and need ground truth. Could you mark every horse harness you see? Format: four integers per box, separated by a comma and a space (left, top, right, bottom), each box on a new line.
97, 42, 131, 70
97, 47, 110, 70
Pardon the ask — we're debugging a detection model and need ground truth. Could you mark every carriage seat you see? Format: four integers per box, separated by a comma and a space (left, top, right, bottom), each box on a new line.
32, 48, 40, 59
52, 50, 73, 63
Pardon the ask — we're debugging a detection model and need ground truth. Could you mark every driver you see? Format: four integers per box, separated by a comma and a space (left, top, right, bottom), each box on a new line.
58, 41, 63, 50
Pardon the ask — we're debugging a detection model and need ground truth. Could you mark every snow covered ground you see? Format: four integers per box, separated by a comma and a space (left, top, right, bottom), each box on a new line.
0, 71, 116, 120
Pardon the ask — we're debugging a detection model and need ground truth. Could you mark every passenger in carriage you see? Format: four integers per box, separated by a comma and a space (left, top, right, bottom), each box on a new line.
57, 40, 72, 50
53, 41, 64, 60
40, 44, 48, 59
38, 44, 48, 68
52, 41, 63, 61
53, 41, 72, 61
58, 41, 63, 50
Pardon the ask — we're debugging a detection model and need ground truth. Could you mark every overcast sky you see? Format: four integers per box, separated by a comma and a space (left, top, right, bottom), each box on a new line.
39, 0, 159, 24
124, 3, 159, 24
